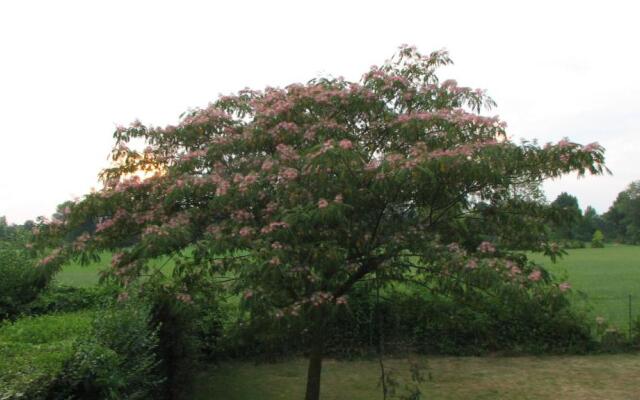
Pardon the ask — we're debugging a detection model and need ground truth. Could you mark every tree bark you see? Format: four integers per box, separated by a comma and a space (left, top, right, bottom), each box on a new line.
304, 311, 325, 400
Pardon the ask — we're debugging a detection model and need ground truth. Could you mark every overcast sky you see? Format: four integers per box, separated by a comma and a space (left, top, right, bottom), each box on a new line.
1, 0, 638, 224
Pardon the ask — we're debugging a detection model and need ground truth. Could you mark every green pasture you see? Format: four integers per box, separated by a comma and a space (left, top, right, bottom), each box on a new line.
55, 245, 640, 330
529, 245, 640, 330
188, 355, 640, 400
54, 252, 177, 287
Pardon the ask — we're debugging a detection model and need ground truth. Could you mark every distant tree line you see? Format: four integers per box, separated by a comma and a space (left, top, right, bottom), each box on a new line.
549, 180, 640, 245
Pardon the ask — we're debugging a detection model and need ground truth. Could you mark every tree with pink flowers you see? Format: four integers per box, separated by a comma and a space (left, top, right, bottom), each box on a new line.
34, 46, 605, 400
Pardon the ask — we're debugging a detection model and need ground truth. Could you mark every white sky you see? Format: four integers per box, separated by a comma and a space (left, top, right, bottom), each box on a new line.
1, 0, 639, 224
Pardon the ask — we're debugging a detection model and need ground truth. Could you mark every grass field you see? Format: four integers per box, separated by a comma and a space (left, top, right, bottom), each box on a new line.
54, 252, 176, 287
55, 245, 640, 328
188, 355, 640, 400
529, 244, 640, 330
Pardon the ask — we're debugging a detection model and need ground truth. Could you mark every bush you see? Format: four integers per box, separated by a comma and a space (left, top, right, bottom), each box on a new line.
142, 279, 227, 398
220, 284, 595, 359
21, 285, 118, 316
0, 311, 93, 399
561, 240, 586, 249
591, 229, 605, 248
0, 243, 53, 320
55, 300, 164, 399
0, 301, 163, 400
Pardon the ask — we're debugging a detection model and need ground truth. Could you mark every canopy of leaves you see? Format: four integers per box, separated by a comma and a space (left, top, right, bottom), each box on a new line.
33, 46, 606, 318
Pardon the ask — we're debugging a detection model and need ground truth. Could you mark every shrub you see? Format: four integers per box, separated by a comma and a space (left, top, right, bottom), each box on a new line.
591, 229, 605, 248
0, 243, 53, 320
220, 284, 595, 359
21, 285, 118, 316
0, 311, 93, 399
56, 300, 164, 399
0, 302, 163, 400
142, 279, 227, 398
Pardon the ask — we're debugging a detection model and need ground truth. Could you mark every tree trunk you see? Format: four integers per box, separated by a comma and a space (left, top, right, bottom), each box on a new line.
304, 312, 325, 400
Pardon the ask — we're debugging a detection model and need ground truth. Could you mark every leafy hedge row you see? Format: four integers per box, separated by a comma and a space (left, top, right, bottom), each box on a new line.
0, 303, 162, 400
222, 287, 597, 360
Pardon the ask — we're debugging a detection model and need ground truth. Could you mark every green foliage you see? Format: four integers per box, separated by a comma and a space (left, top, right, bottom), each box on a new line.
222, 284, 593, 358
36, 45, 607, 399
591, 229, 605, 248
0, 311, 93, 399
549, 192, 582, 241
0, 303, 163, 400
603, 181, 640, 244
56, 300, 164, 399
0, 242, 53, 320
21, 285, 117, 316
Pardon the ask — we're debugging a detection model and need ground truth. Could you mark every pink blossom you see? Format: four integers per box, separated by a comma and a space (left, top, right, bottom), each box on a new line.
111, 252, 125, 267
233, 174, 244, 184
73, 233, 91, 251
528, 270, 542, 282
583, 142, 600, 153
232, 209, 254, 222
477, 241, 496, 253
276, 143, 300, 161
334, 194, 343, 203
215, 180, 229, 196
243, 290, 254, 300
318, 198, 329, 208
176, 293, 193, 304
336, 296, 348, 305
303, 129, 316, 141
261, 159, 274, 171
557, 138, 572, 148
339, 139, 353, 150
96, 218, 115, 233
38, 248, 61, 266
269, 256, 281, 266
559, 282, 571, 292
280, 168, 299, 181
364, 159, 380, 171
271, 242, 283, 249
466, 259, 478, 269
385, 153, 403, 165
260, 221, 289, 234
239, 227, 253, 237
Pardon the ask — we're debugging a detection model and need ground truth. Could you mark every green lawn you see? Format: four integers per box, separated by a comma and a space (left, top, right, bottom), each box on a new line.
54, 252, 177, 287
188, 355, 640, 400
529, 244, 640, 330
56, 245, 640, 329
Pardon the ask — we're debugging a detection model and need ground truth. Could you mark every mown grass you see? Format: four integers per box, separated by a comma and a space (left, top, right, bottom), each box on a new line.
188, 355, 640, 400
56, 245, 640, 328
54, 252, 177, 287
529, 244, 640, 329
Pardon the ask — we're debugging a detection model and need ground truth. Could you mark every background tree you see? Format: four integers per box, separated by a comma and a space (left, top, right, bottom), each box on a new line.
549, 192, 583, 241
603, 181, 640, 244
576, 206, 604, 242
34, 46, 606, 400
